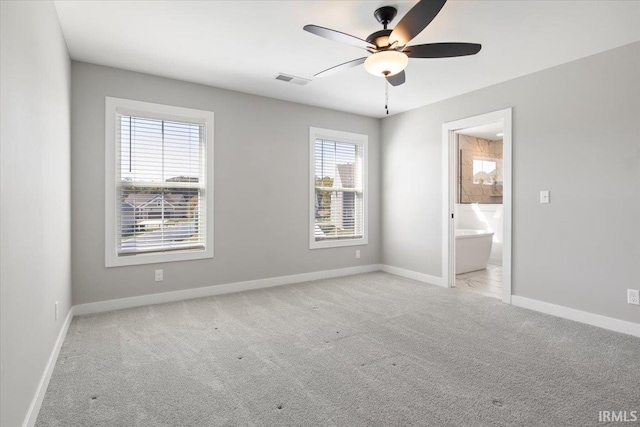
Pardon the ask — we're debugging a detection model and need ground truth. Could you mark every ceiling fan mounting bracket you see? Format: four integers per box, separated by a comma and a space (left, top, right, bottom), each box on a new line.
373, 6, 397, 29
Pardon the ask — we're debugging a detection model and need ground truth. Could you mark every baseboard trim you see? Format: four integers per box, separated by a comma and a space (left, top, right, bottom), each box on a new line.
74, 264, 383, 316
381, 265, 446, 288
512, 296, 640, 338
23, 307, 74, 427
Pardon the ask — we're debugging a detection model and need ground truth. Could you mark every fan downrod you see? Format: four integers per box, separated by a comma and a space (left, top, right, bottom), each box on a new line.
373, 6, 397, 29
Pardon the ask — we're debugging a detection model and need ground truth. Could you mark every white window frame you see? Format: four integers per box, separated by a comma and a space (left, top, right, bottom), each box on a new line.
105, 97, 214, 267
309, 127, 368, 249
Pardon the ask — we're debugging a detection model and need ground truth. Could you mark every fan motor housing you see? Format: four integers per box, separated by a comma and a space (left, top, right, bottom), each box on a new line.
367, 29, 393, 49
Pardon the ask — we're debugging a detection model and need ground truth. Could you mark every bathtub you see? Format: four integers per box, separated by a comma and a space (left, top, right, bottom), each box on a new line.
455, 229, 494, 274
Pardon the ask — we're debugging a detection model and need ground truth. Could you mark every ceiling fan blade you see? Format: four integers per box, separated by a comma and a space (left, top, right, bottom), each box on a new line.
389, 0, 447, 46
314, 57, 367, 78
304, 25, 374, 50
405, 42, 481, 58
386, 70, 406, 86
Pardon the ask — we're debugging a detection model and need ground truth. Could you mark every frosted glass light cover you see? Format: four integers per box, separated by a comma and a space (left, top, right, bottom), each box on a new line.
364, 51, 408, 77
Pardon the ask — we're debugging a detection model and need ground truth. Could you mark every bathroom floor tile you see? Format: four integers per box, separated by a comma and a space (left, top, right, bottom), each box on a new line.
455, 263, 502, 299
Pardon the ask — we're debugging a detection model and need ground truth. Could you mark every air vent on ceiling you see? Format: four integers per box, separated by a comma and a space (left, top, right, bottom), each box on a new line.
275, 73, 311, 86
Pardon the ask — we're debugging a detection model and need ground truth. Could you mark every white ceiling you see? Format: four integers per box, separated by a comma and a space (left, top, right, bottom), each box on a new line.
53, 0, 640, 118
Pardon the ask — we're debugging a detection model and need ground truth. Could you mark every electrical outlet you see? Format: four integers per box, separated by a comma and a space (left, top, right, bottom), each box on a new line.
155, 269, 164, 282
628, 289, 639, 305
55, 301, 58, 321
356, 250, 361, 259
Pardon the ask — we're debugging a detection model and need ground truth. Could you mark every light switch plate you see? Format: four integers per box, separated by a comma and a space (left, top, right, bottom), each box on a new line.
540, 190, 550, 204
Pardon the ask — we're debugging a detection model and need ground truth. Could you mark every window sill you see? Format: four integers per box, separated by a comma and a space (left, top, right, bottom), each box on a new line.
105, 247, 213, 267
310, 236, 368, 250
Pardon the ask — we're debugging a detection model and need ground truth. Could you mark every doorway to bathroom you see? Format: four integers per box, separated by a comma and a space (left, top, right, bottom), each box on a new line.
441, 109, 512, 303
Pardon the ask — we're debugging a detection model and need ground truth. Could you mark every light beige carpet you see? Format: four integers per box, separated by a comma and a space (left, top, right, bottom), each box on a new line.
36, 272, 640, 426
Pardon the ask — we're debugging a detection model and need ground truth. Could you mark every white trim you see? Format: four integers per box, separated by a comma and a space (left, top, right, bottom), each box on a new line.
104, 97, 214, 267
381, 265, 446, 288
22, 307, 74, 427
512, 296, 640, 338
309, 127, 369, 250
442, 108, 513, 304
74, 264, 382, 316
442, 130, 457, 289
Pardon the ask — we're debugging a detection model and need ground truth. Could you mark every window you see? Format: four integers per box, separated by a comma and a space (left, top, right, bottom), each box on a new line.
473, 158, 498, 185
309, 127, 367, 249
105, 97, 214, 267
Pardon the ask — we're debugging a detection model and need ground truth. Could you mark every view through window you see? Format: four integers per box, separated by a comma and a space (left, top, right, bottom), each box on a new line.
473, 159, 498, 185
116, 115, 206, 256
313, 137, 364, 245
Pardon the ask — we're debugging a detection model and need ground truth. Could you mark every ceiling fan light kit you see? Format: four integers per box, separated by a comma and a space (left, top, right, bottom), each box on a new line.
364, 51, 408, 77
303, 0, 481, 113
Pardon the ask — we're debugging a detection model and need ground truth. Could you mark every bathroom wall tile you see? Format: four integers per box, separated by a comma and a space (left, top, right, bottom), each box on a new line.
459, 135, 504, 204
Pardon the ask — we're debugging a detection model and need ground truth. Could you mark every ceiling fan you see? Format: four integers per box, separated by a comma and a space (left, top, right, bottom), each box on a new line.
303, 0, 481, 89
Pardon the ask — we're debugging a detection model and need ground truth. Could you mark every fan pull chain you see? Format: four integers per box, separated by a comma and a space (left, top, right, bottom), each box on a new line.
384, 78, 389, 115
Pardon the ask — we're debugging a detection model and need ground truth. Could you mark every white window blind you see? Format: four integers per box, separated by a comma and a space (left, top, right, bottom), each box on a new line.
312, 135, 365, 245
116, 113, 207, 257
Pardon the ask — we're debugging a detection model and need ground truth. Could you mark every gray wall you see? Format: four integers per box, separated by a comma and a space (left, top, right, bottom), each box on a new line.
71, 62, 381, 305
0, 2, 72, 426
381, 42, 640, 324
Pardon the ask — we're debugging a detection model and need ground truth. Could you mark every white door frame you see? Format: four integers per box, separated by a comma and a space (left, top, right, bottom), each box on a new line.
441, 108, 513, 303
